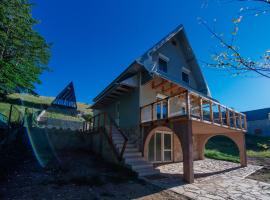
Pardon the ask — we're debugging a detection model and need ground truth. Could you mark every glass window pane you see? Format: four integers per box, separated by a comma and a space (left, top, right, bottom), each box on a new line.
164, 134, 171, 150
162, 102, 168, 119
164, 151, 172, 161
182, 72, 189, 83
156, 103, 161, 119
148, 135, 155, 161
156, 133, 162, 161
158, 58, 167, 73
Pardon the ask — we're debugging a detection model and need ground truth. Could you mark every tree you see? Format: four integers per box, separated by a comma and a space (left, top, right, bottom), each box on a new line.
200, 0, 270, 78
0, 0, 50, 95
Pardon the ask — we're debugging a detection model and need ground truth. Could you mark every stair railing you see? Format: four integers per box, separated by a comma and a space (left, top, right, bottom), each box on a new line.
84, 112, 128, 161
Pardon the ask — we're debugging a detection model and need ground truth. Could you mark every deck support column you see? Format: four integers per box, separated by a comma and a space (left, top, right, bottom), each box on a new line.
173, 120, 194, 183
239, 132, 247, 167
182, 121, 194, 183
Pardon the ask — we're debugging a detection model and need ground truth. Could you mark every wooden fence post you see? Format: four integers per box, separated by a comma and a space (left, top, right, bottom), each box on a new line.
218, 105, 222, 126
186, 91, 190, 119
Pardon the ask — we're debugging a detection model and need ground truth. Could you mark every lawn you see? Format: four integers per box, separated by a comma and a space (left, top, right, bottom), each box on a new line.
205, 134, 270, 162
0, 93, 92, 123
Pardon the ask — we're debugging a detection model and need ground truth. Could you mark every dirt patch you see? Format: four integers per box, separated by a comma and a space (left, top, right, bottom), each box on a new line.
247, 157, 270, 183
0, 150, 186, 200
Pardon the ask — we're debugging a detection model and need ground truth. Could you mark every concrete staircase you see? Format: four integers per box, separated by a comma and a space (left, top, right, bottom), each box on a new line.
111, 126, 160, 177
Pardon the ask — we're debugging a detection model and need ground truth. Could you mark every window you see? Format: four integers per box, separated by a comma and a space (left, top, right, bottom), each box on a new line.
182, 71, 189, 84
158, 58, 167, 73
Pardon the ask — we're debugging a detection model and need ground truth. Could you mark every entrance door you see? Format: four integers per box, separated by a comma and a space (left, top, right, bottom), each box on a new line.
148, 131, 172, 163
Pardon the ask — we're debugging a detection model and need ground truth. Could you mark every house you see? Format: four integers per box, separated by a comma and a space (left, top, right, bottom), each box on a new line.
244, 108, 270, 136
87, 25, 247, 183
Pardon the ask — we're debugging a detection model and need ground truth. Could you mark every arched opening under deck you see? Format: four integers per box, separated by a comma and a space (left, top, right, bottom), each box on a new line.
143, 126, 183, 163
204, 135, 240, 163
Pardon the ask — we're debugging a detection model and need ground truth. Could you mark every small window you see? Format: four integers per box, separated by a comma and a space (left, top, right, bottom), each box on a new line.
182, 72, 189, 84
158, 58, 167, 73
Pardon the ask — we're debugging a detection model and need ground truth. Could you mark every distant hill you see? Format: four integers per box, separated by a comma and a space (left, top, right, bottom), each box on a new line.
0, 93, 92, 122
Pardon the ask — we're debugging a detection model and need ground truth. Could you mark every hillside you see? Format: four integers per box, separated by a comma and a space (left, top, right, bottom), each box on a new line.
0, 93, 92, 123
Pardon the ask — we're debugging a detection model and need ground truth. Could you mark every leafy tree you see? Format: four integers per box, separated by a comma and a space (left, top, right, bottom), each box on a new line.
0, 0, 50, 96
200, 0, 270, 78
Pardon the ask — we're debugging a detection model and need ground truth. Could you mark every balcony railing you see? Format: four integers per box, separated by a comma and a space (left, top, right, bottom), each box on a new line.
140, 91, 247, 131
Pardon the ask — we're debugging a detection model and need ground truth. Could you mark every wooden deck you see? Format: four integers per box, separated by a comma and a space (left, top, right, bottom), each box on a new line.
140, 90, 247, 133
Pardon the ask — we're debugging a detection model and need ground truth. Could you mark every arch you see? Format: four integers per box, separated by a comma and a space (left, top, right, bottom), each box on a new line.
196, 132, 247, 166
143, 126, 183, 162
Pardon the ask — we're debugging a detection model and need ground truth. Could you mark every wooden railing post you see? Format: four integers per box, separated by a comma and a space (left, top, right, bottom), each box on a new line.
166, 98, 169, 118
218, 105, 222, 126
209, 101, 214, 123
97, 114, 100, 130
109, 120, 112, 141
199, 97, 203, 121
186, 91, 190, 119
244, 115, 247, 130
233, 112, 237, 128
226, 109, 230, 127
151, 103, 154, 121
239, 114, 242, 129
93, 116, 95, 132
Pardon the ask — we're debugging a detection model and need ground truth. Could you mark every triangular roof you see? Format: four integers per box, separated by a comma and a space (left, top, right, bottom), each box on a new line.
52, 82, 77, 109
92, 25, 211, 106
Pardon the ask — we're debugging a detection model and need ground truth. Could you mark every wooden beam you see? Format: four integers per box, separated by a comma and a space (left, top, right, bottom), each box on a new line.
164, 83, 178, 93
116, 86, 131, 92
152, 79, 167, 89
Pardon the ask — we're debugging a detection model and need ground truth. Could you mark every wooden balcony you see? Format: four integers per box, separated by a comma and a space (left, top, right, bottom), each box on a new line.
140, 91, 247, 132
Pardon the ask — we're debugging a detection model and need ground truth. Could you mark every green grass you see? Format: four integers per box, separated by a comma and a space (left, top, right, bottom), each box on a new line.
0, 93, 92, 122
205, 134, 270, 162
247, 150, 270, 158
205, 149, 240, 163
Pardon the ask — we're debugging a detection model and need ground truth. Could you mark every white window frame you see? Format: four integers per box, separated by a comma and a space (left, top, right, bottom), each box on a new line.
158, 53, 169, 73
149, 131, 173, 163
181, 68, 190, 84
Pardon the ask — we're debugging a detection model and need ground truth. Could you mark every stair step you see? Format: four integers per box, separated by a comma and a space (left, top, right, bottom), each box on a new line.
113, 139, 124, 144
112, 135, 123, 139
131, 163, 153, 170
123, 152, 142, 158
116, 143, 135, 149
124, 157, 145, 163
137, 169, 160, 177
124, 147, 139, 153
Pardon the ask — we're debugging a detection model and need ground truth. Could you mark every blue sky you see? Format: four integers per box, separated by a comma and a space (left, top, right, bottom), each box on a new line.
32, 0, 270, 111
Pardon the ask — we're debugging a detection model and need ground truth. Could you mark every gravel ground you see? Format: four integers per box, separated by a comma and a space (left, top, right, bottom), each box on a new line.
0, 150, 187, 200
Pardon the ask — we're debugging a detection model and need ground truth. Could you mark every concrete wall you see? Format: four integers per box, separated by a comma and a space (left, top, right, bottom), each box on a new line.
38, 117, 84, 131
247, 120, 270, 136
90, 132, 119, 164
28, 127, 119, 167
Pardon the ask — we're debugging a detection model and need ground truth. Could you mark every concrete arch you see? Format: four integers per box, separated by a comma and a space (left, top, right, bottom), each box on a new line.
143, 126, 183, 162
196, 132, 247, 166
